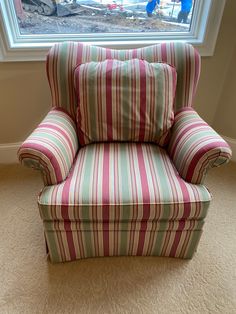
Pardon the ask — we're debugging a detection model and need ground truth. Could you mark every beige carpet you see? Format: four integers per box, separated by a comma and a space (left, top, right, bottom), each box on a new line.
0, 162, 236, 314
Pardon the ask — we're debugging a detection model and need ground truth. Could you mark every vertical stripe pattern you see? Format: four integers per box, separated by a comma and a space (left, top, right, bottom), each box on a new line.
38, 143, 211, 222
44, 227, 203, 263
168, 108, 232, 184
74, 59, 176, 146
46, 41, 200, 119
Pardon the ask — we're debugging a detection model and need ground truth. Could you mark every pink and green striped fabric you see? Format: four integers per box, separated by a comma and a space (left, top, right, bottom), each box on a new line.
18, 108, 78, 186
44, 227, 203, 263
44, 219, 205, 232
38, 142, 211, 222
47, 41, 200, 119
74, 59, 176, 146
168, 108, 232, 184
19, 42, 232, 263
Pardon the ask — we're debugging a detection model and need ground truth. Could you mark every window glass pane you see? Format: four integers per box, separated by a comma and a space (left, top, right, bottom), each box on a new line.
13, 0, 195, 35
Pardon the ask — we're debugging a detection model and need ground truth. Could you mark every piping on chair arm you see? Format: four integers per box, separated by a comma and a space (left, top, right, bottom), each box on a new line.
168, 108, 232, 185
18, 107, 78, 186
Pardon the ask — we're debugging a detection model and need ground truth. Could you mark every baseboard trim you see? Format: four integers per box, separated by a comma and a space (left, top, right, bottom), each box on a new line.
0, 142, 21, 164
222, 135, 236, 162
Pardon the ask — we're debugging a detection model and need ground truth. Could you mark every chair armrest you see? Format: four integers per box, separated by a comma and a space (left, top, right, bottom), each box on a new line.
18, 108, 78, 186
168, 108, 232, 184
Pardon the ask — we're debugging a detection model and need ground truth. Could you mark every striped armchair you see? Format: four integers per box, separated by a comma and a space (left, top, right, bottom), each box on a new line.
18, 42, 231, 263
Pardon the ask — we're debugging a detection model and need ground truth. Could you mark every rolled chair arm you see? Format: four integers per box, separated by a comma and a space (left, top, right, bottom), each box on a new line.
18, 108, 78, 186
168, 108, 232, 184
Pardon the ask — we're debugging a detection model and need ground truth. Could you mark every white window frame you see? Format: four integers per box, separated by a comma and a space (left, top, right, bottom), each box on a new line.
0, 0, 226, 61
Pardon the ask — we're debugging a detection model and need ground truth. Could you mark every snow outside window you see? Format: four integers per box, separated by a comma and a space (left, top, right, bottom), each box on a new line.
0, 0, 226, 61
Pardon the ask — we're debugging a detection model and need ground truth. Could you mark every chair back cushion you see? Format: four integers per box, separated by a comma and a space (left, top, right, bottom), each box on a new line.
46, 42, 200, 120
74, 59, 176, 146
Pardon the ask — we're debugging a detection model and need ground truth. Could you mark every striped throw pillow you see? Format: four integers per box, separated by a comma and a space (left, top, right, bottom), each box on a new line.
74, 59, 177, 146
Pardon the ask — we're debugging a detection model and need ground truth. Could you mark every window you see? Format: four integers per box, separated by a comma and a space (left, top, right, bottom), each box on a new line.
0, 0, 226, 61
16, 0, 195, 34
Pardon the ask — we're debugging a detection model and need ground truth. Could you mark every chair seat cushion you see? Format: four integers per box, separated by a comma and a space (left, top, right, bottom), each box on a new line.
38, 143, 211, 222
74, 59, 176, 146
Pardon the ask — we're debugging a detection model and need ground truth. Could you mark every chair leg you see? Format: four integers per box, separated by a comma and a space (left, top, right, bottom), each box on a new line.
44, 233, 49, 254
